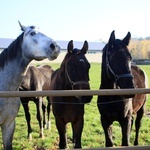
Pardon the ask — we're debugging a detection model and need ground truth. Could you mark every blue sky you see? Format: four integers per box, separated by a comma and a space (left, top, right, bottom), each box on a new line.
0, 0, 150, 41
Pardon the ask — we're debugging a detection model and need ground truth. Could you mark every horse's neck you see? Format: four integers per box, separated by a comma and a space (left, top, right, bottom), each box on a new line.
100, 67, 115, 89
56, 68, 71, 90
100, 67, 124, 100
0, 52, 31, 91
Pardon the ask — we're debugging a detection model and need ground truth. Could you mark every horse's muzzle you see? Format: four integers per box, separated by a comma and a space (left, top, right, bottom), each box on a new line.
122, 94, 135, 99
79, 95, 93, 104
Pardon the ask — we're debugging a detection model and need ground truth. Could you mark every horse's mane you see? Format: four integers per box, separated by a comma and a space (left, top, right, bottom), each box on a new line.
0, 33, 24, 69
60, 53, 69, 68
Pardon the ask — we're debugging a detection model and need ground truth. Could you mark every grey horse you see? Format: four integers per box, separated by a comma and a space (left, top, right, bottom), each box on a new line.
0, 22, 60, 150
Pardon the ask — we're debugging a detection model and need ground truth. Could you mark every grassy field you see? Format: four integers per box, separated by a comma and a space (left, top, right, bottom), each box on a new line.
1, 63, 150, 149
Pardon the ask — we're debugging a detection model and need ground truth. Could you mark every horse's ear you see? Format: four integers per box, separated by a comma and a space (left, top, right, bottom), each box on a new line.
108, 30, 115, 46
18, 21, 26, 31
81, 40, 88, 54
67, 40, 73, 54
122, 32, 131, 46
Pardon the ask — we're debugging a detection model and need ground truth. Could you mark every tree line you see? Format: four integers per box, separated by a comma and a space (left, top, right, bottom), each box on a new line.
129, 37, 150, 59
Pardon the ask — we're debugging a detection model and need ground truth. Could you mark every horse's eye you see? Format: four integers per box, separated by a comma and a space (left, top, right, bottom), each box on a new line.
30, 32, 36, 36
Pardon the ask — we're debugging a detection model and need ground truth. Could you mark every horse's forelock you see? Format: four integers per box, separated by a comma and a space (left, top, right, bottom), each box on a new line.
115, 39, 127, 48
72, 48, 79, 53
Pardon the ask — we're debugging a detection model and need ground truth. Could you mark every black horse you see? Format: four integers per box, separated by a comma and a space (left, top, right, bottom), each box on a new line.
19, 64, 54, 140
50, 40, 93, 149
97, 31, 135, 147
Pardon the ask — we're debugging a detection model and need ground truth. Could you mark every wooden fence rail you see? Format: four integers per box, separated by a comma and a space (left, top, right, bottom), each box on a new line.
1, 88, 150, 149
0, 88, 150, 97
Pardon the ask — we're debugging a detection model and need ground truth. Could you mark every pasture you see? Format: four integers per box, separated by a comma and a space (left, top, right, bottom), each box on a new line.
1, 63, 150, 149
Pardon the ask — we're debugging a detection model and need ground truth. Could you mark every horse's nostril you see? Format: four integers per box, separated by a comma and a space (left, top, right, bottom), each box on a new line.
50, 43, 55, 50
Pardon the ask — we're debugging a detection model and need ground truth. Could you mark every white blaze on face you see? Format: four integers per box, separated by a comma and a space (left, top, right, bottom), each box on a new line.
79, 59, 85, 62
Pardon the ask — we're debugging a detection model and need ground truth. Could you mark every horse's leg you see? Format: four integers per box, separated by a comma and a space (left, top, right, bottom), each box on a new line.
120, 116, 132, 146
42, 99, 46, 128
101, 116, 113, 147
72, 124, 75, 144
134, 106, 144, 145
35, 97, 44, 138
71, 117, 83, 148
21, 99, 32, 140
55, 119, 67, 149
131, 115, 134, 130
1, 120, 15, 150
46, 96, 51, 130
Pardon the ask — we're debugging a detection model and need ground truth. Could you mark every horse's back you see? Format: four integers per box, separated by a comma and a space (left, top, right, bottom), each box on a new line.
20, 65, 54, 91
131, 65, 148, 113
37, 64, 54, 77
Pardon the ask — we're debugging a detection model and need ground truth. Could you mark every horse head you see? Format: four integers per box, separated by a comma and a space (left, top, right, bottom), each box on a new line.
103, 30, 135, 98
64, 40, 92, 103
18, 21, 60, 61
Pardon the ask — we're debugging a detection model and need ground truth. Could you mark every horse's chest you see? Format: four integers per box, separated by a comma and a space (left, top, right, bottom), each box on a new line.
53, 103, 84, 123
99, 99, 132, 120
0, 64, 24, 90
0, 98, 20, 125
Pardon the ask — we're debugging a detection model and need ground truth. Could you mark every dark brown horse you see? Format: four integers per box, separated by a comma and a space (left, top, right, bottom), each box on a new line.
50, 40, 92, 149
97, 31, 147, 147
19, 64, 54, 140
131, 65, 147, 145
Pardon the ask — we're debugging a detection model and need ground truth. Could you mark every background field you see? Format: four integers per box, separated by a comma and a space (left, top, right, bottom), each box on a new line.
1, 63, 150, 150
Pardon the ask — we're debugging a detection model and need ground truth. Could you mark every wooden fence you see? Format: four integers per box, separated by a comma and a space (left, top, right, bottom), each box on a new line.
1, 88, 150, 150
1, 88, 150, 97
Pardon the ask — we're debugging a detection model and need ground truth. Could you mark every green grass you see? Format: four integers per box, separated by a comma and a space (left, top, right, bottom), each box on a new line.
1, 63, 150, 149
